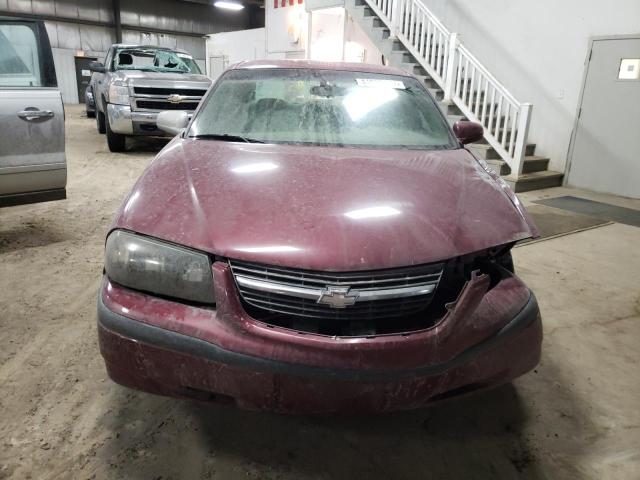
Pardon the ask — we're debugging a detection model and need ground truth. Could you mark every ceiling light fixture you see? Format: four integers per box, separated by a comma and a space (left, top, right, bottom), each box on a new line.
214, 1, 244, 10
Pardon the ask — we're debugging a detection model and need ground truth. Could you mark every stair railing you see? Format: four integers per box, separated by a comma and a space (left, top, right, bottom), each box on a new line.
365, 0, 532, 177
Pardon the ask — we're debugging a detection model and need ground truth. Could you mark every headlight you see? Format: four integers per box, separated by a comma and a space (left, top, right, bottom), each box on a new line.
108, 81, 130, 105
105, 230, 215, 304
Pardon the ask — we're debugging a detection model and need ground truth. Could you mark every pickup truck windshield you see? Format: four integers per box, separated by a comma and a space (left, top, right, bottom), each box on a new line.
113, 47, 202, 74
189, 68, 456, 150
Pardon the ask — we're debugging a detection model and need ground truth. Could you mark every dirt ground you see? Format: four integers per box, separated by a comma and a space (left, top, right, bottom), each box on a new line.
1, 105, 639, 480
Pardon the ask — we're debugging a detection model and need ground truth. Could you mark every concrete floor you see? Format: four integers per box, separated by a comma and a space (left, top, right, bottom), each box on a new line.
1, 105, 639, 479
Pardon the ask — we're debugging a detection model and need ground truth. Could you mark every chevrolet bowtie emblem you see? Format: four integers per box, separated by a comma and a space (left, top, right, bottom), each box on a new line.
317, 286, 359, 309
167, 94, 186, 104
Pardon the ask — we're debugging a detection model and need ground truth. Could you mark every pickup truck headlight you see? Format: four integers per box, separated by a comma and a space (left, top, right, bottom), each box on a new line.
108, 81, 130, 105
105, 230, 215, 304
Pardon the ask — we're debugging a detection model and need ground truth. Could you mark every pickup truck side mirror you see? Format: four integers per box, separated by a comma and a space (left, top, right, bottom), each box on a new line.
157, 111, 189, 136
453, 121, 484, 145
89, 61, 106, 73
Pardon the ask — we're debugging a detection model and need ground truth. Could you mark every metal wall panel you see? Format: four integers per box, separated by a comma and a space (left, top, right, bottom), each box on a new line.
52, 48, 78, 103
55, 22, 82, 49
44, 20, 114, 51
44, 21, 59, 47
32, 0, 57, 16
7, 0, 31, 13
177, 36, 206, 59
96, 0, 112, 23
52, 47, 107, 103
79, 25, 114, 51
54, 0, 77, 19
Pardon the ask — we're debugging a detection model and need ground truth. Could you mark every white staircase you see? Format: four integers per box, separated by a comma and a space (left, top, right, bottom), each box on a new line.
346, 0, 563, 192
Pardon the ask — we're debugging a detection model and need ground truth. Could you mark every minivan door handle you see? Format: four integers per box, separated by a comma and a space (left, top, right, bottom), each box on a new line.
18, 109, 54, 121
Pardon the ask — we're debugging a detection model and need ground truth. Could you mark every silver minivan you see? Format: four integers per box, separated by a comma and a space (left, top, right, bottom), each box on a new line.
0, 17, 66, 207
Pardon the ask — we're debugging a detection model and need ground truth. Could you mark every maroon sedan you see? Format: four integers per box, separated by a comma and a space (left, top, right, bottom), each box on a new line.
98, 60, 542, 413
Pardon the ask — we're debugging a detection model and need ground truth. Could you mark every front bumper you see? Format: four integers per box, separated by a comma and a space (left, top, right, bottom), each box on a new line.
97, 262, 542, 413
106, 103, 172, 136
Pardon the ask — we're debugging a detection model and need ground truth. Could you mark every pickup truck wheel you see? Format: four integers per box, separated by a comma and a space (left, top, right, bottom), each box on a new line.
106, 115, 126, 152
96, 109, 106, 134
86, 109, 95, 118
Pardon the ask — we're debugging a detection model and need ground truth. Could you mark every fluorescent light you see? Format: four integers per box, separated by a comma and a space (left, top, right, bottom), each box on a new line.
344, 206, 401, 220
214, 1, 244, 10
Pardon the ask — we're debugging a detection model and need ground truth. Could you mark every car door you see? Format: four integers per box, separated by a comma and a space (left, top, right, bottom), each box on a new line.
0, 18, 66, 207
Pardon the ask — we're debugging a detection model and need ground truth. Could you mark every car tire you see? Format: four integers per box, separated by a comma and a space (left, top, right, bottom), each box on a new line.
87, 109, 95, 118
97, 109, 106, 134
106, 115, 126, 152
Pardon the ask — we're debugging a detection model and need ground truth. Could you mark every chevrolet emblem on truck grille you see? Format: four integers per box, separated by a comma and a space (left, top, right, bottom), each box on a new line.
317, 286, 359, 309
167, 94, 186, 104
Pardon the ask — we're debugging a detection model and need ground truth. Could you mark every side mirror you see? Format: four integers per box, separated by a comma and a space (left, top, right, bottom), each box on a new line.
89, 61, 106, 73
157, 111, 189, 135
453, 121, 484, 145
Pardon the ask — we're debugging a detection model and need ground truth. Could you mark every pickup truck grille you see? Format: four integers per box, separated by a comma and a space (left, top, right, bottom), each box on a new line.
131, 85, 206, 112
136, 100, 200, 111
133, 87, 207, 96
230, 260, 445, 336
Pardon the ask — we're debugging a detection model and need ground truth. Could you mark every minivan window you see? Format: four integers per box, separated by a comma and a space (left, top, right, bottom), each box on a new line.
0, 23, 42, 87
189, 68, 456, 150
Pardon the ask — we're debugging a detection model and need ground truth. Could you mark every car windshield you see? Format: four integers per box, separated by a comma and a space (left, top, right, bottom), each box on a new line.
113, 47, 201, 74
188, 68, 456, 149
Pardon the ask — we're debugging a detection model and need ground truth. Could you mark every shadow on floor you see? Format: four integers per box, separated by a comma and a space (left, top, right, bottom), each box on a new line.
0, 220, 69, 254
92, 377, 579, 480
125, 136, 171, 153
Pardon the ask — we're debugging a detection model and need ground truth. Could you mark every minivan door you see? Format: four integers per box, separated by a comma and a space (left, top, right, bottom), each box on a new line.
0, 18, 66, 207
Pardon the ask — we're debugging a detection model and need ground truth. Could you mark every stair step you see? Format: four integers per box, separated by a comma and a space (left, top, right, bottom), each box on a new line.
521, 155, 550, 173
372, 25, 391, 40
389, 50, 415, 63
503, 171, 564, 193
485, 155, 549, 175
363, 6, 376, 16
469, 143, 536, 159
428, 87, 444, 100
399, 62, 427, 76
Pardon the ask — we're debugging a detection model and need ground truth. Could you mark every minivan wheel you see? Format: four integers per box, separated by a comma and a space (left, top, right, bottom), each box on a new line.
106, 116, 126, 152
97, 109, 106, 134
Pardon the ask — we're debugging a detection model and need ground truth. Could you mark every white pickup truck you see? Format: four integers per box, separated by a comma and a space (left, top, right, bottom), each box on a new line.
0, 16, 66, 207
89, 44, 211, 152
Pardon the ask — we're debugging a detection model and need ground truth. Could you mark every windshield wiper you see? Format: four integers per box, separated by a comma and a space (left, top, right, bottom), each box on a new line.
190, 133, 265, 143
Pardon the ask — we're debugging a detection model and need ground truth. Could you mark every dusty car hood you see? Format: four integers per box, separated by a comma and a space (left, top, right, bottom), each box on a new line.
114, 140, 536, 271
113, 70, 211, 84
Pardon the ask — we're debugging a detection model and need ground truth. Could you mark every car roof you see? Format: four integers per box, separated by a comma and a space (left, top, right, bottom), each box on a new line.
231, 59, 411, 77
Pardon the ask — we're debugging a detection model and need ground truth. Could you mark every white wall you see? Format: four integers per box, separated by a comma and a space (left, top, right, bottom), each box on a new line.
345, 11, 382, 64
205, 28, 266, 79
425, 0, 640, 173
265, 0, 308, 56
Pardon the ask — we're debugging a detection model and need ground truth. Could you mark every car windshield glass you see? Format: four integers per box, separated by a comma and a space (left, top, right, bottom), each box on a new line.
0, 23, 42, 87
113, 47, 201, 74
188, 68, 456, 150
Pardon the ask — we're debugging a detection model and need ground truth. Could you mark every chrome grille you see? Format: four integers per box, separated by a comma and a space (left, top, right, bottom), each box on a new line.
131, 85, 206, 112
230, 260, 443, 327
133, 87, 207, 96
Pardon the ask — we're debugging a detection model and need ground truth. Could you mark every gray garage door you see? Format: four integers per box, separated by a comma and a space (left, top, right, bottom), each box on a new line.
568, 37, 640, 199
